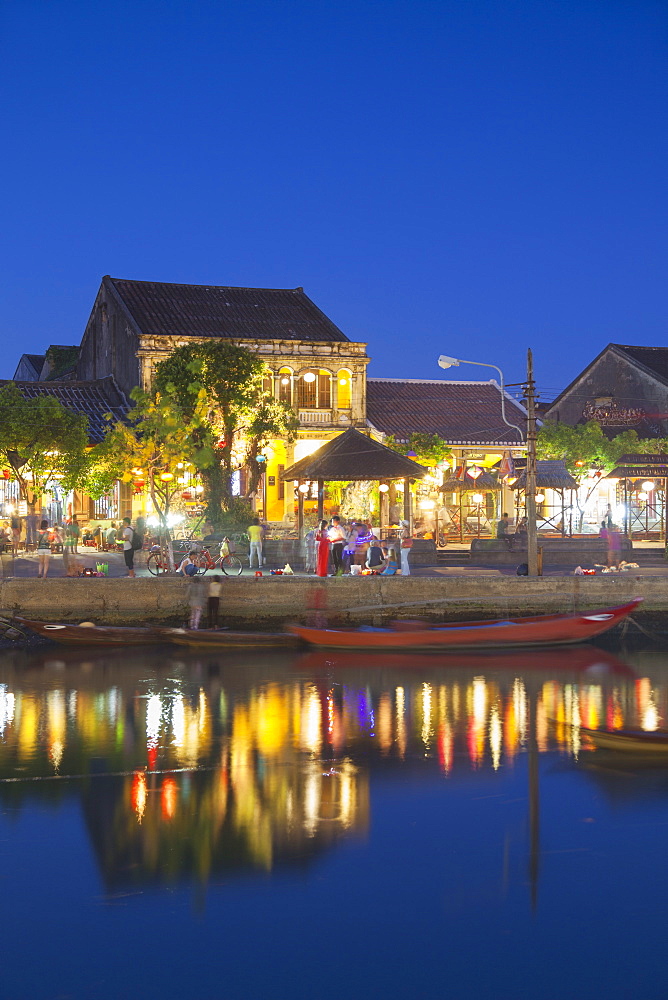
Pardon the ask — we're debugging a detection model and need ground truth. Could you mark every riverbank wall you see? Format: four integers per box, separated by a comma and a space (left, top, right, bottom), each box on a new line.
0, 575, 666, 631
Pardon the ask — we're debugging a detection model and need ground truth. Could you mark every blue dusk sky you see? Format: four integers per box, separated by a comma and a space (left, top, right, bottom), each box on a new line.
1, 0, 666, 402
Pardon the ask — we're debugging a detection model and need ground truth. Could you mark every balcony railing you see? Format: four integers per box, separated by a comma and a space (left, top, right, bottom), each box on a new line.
299, 410, 333, 424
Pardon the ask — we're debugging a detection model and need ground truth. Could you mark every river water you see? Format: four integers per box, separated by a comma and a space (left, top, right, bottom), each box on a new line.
1, 640, 667, 999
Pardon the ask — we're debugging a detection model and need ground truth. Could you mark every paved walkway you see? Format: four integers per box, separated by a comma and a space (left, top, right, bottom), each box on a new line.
2, 548, 668, 579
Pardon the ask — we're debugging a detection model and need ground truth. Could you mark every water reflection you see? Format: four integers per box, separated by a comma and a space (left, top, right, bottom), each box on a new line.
0, 642, 665, 891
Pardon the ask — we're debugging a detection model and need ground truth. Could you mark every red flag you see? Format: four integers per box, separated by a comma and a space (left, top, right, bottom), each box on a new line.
457, 460, 467, 482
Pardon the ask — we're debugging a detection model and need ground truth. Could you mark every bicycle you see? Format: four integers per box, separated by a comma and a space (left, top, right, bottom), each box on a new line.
192, 539, 243, 577
146, 539, 243, 577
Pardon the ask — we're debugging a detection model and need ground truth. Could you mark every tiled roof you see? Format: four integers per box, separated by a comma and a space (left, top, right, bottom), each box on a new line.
366, 379, 527, 446
0, 376, 130, 444
282, 428, 426, 481
107, 277, 351, 343
510, 460, 578, 490
614, 345, 668, 384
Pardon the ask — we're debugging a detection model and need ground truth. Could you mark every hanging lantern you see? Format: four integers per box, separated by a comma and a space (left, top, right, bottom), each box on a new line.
160, 472, 174, 482
468, 465, 483, 479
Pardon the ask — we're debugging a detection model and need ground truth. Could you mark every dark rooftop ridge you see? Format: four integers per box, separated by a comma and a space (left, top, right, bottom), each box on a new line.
105, 276, 352, 344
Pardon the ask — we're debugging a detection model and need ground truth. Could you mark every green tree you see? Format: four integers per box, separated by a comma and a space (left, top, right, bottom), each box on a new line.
0, 384, 90, 511
153, 342, 299, 524
385, 432, 451, 467
537, 420, 667, 529
100, 388, 215, 566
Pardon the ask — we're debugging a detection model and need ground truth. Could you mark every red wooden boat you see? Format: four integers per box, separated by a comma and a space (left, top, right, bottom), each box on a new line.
287, 598, 642, 650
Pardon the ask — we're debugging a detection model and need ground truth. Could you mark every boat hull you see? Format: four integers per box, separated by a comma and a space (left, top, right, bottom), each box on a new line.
166, 629, 301, 649
581, 726, 668, 753
287, 598, 642, 650
15, 617, 169, 646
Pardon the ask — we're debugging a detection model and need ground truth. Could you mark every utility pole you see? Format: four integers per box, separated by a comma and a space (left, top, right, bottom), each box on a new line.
525, 348, 538, 576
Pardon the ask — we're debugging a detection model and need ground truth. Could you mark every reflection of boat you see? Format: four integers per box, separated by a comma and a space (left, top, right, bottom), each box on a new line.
16, 618, 170, 646
581, 727, 668, 753
294, 645, 635, 676
165, 628, 301, 649
287, 599, 642, 650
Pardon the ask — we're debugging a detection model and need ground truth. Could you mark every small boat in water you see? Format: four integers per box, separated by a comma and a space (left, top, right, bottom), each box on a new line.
287, 598, 642, 650
15, 617, 169, 646
581, 727, 668, 753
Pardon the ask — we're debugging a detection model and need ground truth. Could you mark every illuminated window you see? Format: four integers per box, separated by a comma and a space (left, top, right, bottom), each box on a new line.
297, 371, 318, 408
278, 367, 293, 405
296, 369, 333, 409
337, 369, 352, 409
318, 370, 331, 408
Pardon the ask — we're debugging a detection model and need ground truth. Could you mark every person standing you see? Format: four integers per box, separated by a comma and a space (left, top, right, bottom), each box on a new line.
207, 575, 223, 628
399, 520, 413, 575
25, 510, 39, 550
328, 516, 346, 575
248, 517, 263, 569
36, 520, 51, 578
122, 517, 136, 577
607, 523, 622, 569
304, 527, 317, 573
66, 517, 80, 553
316, 519, 330, 577
188, 576, 206, 630
342, 523, 359, 574
10, 514, 21, 557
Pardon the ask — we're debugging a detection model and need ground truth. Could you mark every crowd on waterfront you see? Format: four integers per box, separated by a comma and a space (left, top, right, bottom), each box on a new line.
304, 516, 414, 577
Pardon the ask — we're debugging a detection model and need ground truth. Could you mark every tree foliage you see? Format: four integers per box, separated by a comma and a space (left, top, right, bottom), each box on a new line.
153, 342, 299, 522
537, 420, 667, 476
385, 432, 451, 467
99, 387, 215, 562
0, 384, 90, 509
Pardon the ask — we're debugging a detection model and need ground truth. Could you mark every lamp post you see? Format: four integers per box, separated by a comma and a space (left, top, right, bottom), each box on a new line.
437, 351, 538, 576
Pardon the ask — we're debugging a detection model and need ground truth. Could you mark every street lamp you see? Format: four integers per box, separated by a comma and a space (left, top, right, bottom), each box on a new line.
437, 355, 525, 441
437, 352, 538, 575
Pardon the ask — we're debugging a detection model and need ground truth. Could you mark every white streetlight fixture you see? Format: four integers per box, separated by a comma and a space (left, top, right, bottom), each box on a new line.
641, 480, 655, 493
302, 372, 316, 383
437, 355, 525, 441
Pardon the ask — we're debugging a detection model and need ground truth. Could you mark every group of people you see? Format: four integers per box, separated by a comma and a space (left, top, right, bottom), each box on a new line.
308, 516, 413, 577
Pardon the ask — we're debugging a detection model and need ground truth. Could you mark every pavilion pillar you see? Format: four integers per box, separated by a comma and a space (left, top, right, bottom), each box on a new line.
624, 479, 629, 537
317, 479, 324, 522
297, 485, 304, 538
403, 478, 411, 530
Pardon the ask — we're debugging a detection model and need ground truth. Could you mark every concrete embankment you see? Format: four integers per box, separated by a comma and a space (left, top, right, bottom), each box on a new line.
0, 575, 666, 631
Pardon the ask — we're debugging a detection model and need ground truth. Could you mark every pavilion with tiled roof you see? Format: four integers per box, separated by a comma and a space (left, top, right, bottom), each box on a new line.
281, 427, 425, 530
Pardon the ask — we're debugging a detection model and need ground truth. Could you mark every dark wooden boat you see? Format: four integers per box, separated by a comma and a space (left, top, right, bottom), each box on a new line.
165, 628, 301, 649
15, 617, 169, 646
581, 726, 668, 753
287, 598, 642, 650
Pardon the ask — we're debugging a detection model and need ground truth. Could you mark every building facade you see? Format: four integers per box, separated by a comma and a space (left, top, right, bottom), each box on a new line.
77, 277, 370, 522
